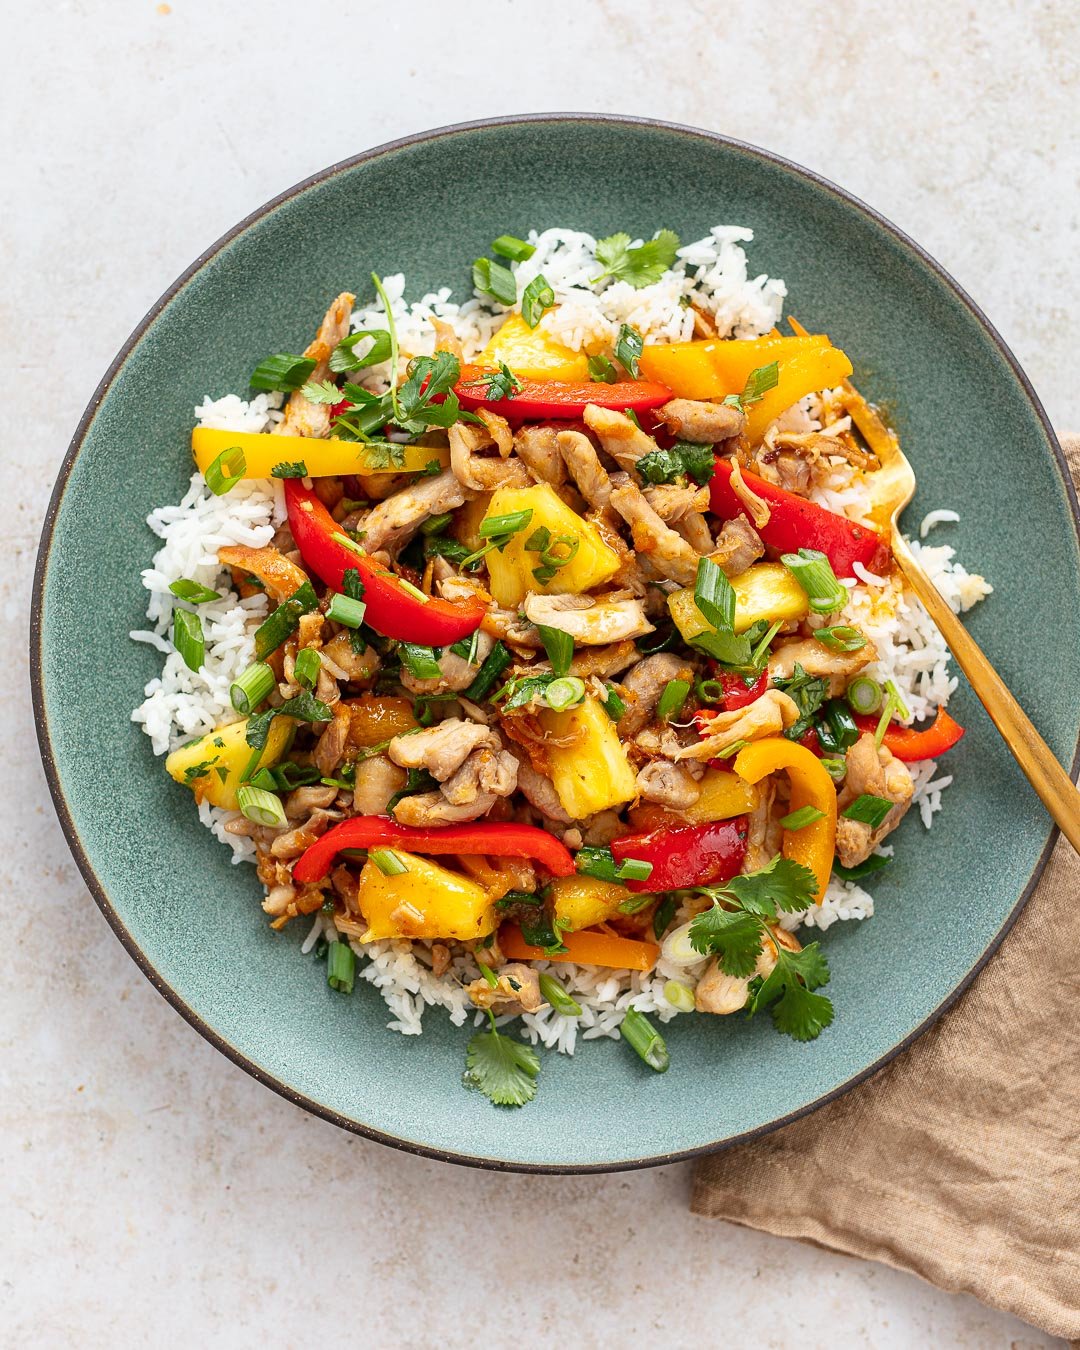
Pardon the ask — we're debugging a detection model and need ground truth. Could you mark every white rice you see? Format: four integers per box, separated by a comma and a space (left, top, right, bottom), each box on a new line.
129, 226, 991, 1053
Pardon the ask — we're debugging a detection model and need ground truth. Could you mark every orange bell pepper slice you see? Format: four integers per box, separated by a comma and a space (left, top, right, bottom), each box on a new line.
499, 925, 659, 972
639, 335, 826, 400
733, 738, 837, 903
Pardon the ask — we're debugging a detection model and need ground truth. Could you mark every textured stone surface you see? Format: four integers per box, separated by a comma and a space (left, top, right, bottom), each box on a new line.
6, 0, 1075, 1345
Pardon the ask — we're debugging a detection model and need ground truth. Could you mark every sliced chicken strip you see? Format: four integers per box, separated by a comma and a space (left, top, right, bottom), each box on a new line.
643, 483, 710, 523
514, 425, 566, 487
522, 592, 654, 645
656, 398, 744, 443
393, 790, 499, 826
429, 314, 463, 358
557, 429, 612, 509
400, 630, 495, 696
834, 732, 914, 867
274, 291, 356, 439
768, 634, 877, 699
511, 753, 573, 824
360, 468, 470, 556
617, 652, 696, 737
449, 421, 532, 492
569, 639, 640, 680
582, 404, 659, 471
313, 703, 352, 776
477, 409, 514, 457
608, 473, 701, 585
441, 746, 518, 806
676, 689, 801, 761
712, 515, 765, 578
350, 754, 407, 815
388, 718, 497, 781
673, 511, 715, 555
635, 760, 701, 810
465, 963, 545, 1015
218, 544, 308, 602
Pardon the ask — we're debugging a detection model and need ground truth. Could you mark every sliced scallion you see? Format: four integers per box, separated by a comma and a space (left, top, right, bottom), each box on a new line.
521, 274, 555, 328
491, 234, 535, 262
462, 641, 512, 702
327, 940, 356, 993
820, 699, 860, 751
617, 893, 654, 914
588, 354, 618, 384
293, 647, 321, 691
473, 257, 517, 306
253, 581, 318, 661
656, 678, 691, 722
250, 352, 317, 392
230, 661, 275, 714
815, 625, 867, 653
169, 579, 220, 604
841, 794, 894, 829
326, 593, 368, 628
820, 756, 847, 782
544, 676, 586, 711
615, 323, 644, 379
663, 980, 696, 1014
477, 960, 499, 989
172, 608, 204, 672
204, 445, 246, 496
780, 805, 826, 831
601, 684, 626, 721
397, 578, 430, 604
420, 512, 453, 537
236, 784, 286, 828
884, 678, 911, 721
693, 556, 736, 633
846, 675, 883, 716
399, 643, 442, 681
537, 624, 574, 678
781, 548, 848, 615
370, 847, 409, 876
620, 1008, 669, 1073
538, 974, 582, 1016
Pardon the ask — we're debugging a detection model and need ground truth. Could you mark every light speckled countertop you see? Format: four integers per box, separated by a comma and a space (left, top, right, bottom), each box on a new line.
6, 2, 1076, 1345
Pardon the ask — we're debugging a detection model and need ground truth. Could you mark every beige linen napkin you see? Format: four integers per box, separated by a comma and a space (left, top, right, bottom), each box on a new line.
692, 438, 1080, 1343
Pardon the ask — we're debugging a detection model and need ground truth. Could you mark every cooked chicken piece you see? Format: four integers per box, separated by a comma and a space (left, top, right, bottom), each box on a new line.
449, 421, 532, 492
274, 291, 356, 438
582, 404, 658, 471
511, 753, 572, 824
269, 808, 339, 859
388, 718, 497, 781
361, 468, 470, 556
429, 314, 463, 358
695, 927, 800, 1014
514, 425, 566, 487
313, 703, 352, 777
569, 639, 640, 680
320, 632, 381, 682
400, 630, 494, 696
296, 611, 324, 651
587, 508, 651, 596
618, 653, 696, 736
760, 449, 813, 495
608, 474, 701, 585
726, 458, 771, 529
636, 760, 701, 810
522, 592, 654, 645
392, 790, 498, 825
262, 883, 297, 918
712, 515, 765, 578
557, 429, 612, 509
350, 753, 407, 815
643, 484, 711, 523
465, 963, 545, 1015
314, 663, 340, 708
582, 810, 624, 845
674, 511, 715, 555
218, 544, 308, 602
744, 777, 780, 872
676, 689, 801, 761
480, 605, 544, 650
430, 942, 452, 978
768, 635, 877, 698
633, 725, 685, 760
656, 398, 744, 443
477, 409, 514, 457
283, 784, 338, 820
441, 746, 518, 806
834, 732, 914, 868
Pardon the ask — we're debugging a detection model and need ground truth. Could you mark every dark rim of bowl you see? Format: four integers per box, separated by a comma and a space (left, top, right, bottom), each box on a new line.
31, 113, 1080, 1174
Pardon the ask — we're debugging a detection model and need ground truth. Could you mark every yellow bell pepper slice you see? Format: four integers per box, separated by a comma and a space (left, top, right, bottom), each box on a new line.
743, 342, 853, 443
355, 851, 496, 942
538, 696, 638, 817
477, 312, 590, 382
191, 426, 450, 481
733, 738, 837, 903
668, 561, 808, 641
483, 483, 621, 607
548, 874, 633, 932
639, 335, 827, 400
165, 716, 295, 810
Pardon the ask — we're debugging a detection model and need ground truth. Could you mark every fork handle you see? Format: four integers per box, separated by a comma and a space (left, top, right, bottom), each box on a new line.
892, 533, 1080, 854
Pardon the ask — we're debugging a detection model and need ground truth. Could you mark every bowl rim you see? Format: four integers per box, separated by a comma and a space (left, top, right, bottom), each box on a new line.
31, 112, 1080, 1174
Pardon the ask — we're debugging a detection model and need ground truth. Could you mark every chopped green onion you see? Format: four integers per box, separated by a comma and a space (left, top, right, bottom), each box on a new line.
722, 361, 780, 411
537, 625, 574, 678
575, 846, 652, 884
747, 619, 783, 672
420, 512, 453, 537
473, 257, 517, 306
841, 794, 894, 829
328, 329, 392, 374
521, 274, 555, 328
664, 979, 696, 1013
370, 847, 409, 876
293, 647, 321, 691
325, 593, 368, 628
711, 738, 749, 760
531, 533, 579, 585
230, 661, 275, 714
601, 684, 626, 721
781, 548, 848, 615
656, 678, 691, 722
204, 445, 246, 495
833, 853, 892, 882
331, 530, 366, 557
846, 675, 883, 716
477, 960, 499, 989
250, 352, 317, 392
544, 676, 586, 712
480, 509, 533, 539
617, 893, 654, 914
693, 556, 736, 633
399, 643, 442, 681
169, 579, 220, 604
463, 641, 512, 702
780, 805, 826, 831
820, 757, 847, 782
491, 234, 535, 262
815, 625, 867, 653
327, 941, 356, 993
819, 699, 860, 751
620, 1009, 669, 1073
695, 678, 725, 704
652, 894, 677, 940
253, 581, 318, 661
588, 354, 618, 384
884, 678, 911, 722
235, 784, 287, 827
615, 323, 644, 378
172, 608, 204, 672
538, 974, 582, 1016
615, 857, 653, 882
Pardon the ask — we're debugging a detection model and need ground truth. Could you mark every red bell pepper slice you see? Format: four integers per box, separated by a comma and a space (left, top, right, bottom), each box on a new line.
453, 364, 672, 422
610, 817, 748, 893
292, 816, 576, 885
284, 479, 483, 644
717, 668, 769, 711
853, 707, 965, 762
709, 457, 888, 579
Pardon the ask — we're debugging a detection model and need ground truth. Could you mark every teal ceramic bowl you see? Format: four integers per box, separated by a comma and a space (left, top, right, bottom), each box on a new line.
33, 116, 1080, 1171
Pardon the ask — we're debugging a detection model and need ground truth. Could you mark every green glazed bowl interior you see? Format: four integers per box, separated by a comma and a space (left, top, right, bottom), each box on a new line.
33, 116, 1080, 1171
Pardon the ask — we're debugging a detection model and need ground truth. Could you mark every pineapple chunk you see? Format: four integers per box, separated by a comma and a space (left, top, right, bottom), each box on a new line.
477, 312, 589, 382
679, 769, 758, 823
538, 696, 638, 817
484, 483, 621, 607
668, 562, 808, 640
165, 716, 295, 810
549, 874, 633, 932
355, 852, 496, 942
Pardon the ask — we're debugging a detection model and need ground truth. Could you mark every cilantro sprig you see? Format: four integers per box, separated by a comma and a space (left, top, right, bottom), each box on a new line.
465, 1011, 541, 1107
593, 229, 681, 288
688, 856, 834, 1042
636, 440, 715, 487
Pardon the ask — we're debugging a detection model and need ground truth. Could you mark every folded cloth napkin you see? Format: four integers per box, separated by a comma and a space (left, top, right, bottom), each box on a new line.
692, 437, 1080, 1344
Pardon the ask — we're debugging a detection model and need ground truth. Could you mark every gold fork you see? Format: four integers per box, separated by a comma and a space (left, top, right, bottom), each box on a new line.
845, 385, 1080, 854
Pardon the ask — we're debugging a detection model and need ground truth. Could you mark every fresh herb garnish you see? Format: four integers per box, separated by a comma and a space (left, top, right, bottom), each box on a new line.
593, 229, 680, 289
385, 768, 438, 815
460, 508, 534, 567
253, 581, 319, 661
774, 662, 828, 742
491, 234, 536, 262
841, 794, 894, 830
520, 274, 555, 328
575, 846, 653, 884
244, 689, 334, 752
614, 323, 644, 378
781, 547, 848, 616
601, 683, 626, 721
465, 1011, 541, 1108
329, 329, 392, 374
587, 354, 618, 384
620, 1008, 669, 1072
168, 579, 220, 604
636, 440, 715, 487
172, 608, 204, 672
300, 379, 342, 404
537, 625, 574, 678
722, 361, 780, 412
465, 362, 521, 402
473, 257, 517, 307
250, 352, 317, 392
833, 853, 892, 882
398, 643, 443, 681
270, 461, 308, 479
462, 641, 513, 702
656, 678, 691, 722
204, 445, 245, 496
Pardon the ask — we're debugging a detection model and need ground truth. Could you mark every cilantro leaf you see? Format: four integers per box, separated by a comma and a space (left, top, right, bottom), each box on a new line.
270, 461, 307, 479
300, 379, 342, 404
750, 943, 834, 1041
721, 855, 821, 916
636, 441, 715, 487
773, 662, 828, 742
687, 905, 765, 977
463, 361, 521, 402
465, 1026, 541, 1107
594, 229, 680, 288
